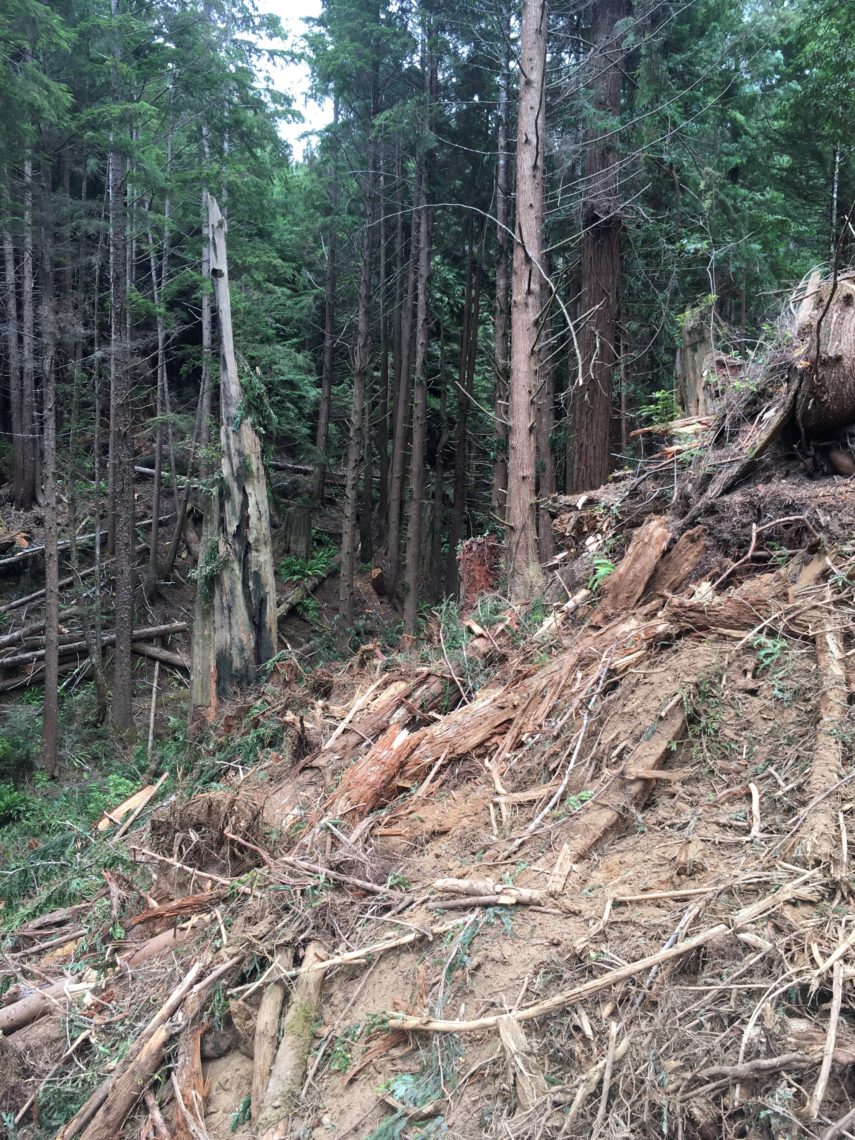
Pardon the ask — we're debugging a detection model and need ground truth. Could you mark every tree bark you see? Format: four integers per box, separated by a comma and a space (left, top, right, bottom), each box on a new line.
41, 255, 59, 776
144, 110, 173, 599
403, 26, 435, 635
506, 0, 547, 599
340, 81, 378, 627
446, 221, 476, 595
491, 22, 512, 519
312, 97, 339, 505
536, 256, 556, 563
108, 0, 135, 732
190, 196, 278, 718
376, 157, 390, 540
566, 0, 627, 493
14, 158, 37, 509
429, 328, 449, 600
384, 169, 421, 600
4, 182, 22, 497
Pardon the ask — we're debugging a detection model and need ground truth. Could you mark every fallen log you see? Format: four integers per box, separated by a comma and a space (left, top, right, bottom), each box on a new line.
125, 890, 225, 931
269, 460, 345, 485
0, 657, 91, 693
0, 980, 94, 1035
134, 466, 201, 489
0, 622, 188, 670
0, 607, 82, 651
790, 592, 846, 865
171, 1024, 208, 1140
277, 557, 340, 621
330, 724, 423, 820
0, 515, 173, 571
498, 1015, 548, 1115
55, 958, 209, 1139
122, 925, 196, 968
252, 947, 294, 1119
330, 628, 501, 758
12, 902, 91, 939
132, 642, 189, 670
0, 541, 149, 615
557, 699, 688, 864
78, 1024, 173, 1140
594, 517, 672, 625
257, 941, 327, 1139
645, 526, 707, 597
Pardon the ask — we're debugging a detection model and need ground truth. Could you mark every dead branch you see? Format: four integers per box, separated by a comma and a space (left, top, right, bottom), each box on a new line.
277, 557, 341, 621
56, 959, 208, 1139
252, 947, 294, 1119
388, 873, 818, 1033
257, 941, 327, 1138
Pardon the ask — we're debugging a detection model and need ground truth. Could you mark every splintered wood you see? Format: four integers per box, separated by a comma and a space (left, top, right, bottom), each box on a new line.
558, 698, 688, 865
789, 587, 848, 866
595, 517, 671, 623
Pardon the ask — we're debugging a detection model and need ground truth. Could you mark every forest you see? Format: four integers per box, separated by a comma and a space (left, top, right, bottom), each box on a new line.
2, 0, 855, 1137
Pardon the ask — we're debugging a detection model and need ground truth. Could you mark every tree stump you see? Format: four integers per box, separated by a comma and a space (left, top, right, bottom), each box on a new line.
458, 534, 502, 614
283, 505, 312, 561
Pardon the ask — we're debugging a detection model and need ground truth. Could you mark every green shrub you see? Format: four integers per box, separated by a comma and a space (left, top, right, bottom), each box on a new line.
0, 783, 35, 826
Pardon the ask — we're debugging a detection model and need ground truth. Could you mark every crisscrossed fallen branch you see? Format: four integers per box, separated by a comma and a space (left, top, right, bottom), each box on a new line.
387, 870, 820, 1034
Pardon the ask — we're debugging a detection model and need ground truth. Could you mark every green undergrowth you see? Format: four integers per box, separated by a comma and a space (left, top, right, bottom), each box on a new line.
278, 535, 337, 585
0, 682, 289, 930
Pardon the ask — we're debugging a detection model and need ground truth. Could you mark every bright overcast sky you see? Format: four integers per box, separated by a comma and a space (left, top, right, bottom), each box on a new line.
254, 0, 331, 159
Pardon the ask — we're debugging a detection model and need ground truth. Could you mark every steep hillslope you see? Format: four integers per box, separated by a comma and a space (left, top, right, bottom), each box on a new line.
3, 275, 855, 1139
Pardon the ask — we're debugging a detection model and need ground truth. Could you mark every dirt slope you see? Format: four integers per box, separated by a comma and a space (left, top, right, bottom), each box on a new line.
4, 278, 855, 1139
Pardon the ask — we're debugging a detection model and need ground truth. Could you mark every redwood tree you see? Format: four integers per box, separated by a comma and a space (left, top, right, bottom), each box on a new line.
566, 0, 628, 493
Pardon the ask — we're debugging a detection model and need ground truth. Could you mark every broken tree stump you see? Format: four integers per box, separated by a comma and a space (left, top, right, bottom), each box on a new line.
283, 505, 313, 561
595, 517, 671, 625
458, 534, 502, 614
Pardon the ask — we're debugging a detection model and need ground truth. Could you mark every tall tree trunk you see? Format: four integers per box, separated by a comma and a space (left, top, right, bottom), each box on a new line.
145, 109, 173, 598
360, 383, 374, 565
41, 251, 59, 776
566, 0, 627, 493
506, 0, 547, 599
536, 251, 556, 563
384, 170, 421, 599
109, 0, 135, 731
163, 177, 212, 580
69, 333, 108, 724
312, 96, 339, 504
403, 26, 435, 635
190, 197, 277, 719
144, 223, 169, 599
491, 22, 512, 520
376, 158, 390, 540
430, 326, 448, 600
3, 211, 21, 491
14, 158, 37, 509
446, 220, 475, 594
830, 142, 841, 260
340, 140, 377, 626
